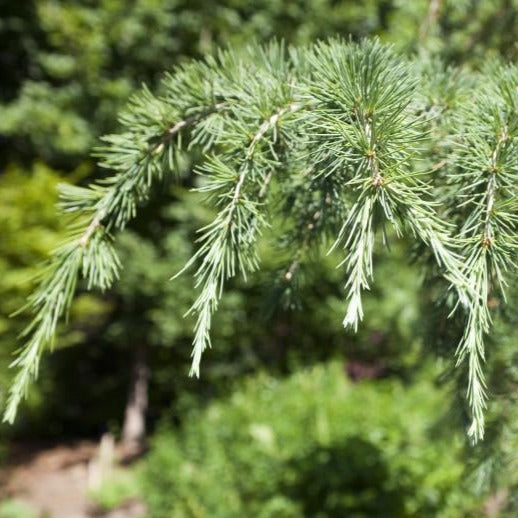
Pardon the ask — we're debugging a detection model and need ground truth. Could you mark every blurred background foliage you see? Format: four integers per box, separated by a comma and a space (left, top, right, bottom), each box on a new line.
143, 363, 477, 517
2, 0, 518, 516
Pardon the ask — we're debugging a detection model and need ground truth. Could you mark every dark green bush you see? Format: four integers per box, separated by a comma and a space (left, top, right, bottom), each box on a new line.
143, 362, 478, 517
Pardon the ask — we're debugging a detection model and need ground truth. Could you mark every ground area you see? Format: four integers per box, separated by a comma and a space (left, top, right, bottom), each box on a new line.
0, 441, 145, 518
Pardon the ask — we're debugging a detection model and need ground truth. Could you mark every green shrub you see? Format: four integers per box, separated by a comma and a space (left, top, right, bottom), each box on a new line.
0, 500, 36, 518
89, 468, 142, 512
143, 362, 478, 517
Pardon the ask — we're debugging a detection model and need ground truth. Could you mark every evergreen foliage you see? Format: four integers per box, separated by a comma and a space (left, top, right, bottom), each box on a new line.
446, 66, 518, 440
5, 39, 518, 444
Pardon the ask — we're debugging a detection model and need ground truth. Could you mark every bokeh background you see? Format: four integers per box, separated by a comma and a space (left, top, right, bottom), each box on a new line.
1, 1, 518, 516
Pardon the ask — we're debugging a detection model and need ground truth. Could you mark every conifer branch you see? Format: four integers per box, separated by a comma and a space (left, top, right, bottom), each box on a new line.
7, 41, 518, 442
183, 101, 305, 376
4, 76, 227, 421
449, 66, 518, 441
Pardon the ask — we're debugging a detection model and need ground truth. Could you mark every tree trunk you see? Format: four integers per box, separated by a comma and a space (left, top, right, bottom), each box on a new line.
121, 341, 149, 448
